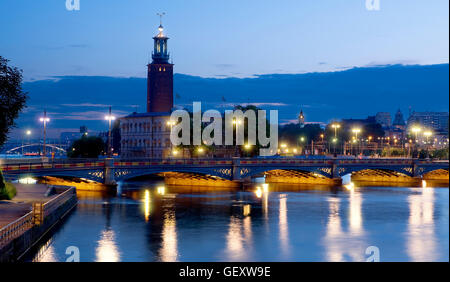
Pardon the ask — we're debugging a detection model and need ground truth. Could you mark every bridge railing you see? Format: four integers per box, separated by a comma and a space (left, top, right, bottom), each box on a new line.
0, 211, 34, 248
1, 157, 448, 173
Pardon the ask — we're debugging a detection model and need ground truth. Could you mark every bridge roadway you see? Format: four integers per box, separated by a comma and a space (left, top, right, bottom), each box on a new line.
0, 158, 448, 185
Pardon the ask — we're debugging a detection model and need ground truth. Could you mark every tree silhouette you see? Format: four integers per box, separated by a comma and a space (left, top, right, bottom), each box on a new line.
0, 56, 28, 148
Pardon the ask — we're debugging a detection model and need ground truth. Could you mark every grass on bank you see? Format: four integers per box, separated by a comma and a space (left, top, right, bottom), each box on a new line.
0, 171, 17, 200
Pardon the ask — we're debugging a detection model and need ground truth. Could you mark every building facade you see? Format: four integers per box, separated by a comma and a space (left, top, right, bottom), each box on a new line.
407, 111, 449, 134
120, 113, 172, 158
375, 112, 391, 129
120, 21, 174, 158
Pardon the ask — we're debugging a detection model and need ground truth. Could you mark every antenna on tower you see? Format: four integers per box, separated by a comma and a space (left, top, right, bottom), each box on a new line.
157, 12, 166, 26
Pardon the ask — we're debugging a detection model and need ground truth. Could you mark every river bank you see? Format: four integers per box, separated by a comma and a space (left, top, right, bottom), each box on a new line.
0, 184, 77, 262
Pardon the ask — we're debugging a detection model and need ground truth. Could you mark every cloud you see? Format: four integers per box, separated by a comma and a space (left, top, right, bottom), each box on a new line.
363, 60, 418, 67
217, 102, 289, 107
61, 103, 112, 108
214, 64, 236, 69
49, 110, 129, 121
68, 44, 89, 48
42, 44, 90, 50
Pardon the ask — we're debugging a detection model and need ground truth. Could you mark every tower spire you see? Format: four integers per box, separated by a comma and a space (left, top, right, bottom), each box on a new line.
152, 13, 170, 63
157, 12, 165, 26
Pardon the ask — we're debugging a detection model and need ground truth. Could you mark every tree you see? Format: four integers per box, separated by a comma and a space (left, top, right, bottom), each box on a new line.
0, 56, 28, 148
68, 136, 106, 158
0, 170, 16, 200
280, 123, 324, 145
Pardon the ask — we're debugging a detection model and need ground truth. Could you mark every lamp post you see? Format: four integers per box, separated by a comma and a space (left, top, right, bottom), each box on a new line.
332, 137, 338, 156
104, 107, 116, 157
423, 131, 433, 159
299, 136, 306, 155
22, 130, 32, 155
39, 111, 50, 156
331, 123, 340, 154
411, 126, 422, 143
232, 118, 242, 157
351, 128, 361, 155
331, 123, 340, 138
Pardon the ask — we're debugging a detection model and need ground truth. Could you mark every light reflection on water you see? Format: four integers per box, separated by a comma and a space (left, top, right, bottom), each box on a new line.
27, 181, 449, 262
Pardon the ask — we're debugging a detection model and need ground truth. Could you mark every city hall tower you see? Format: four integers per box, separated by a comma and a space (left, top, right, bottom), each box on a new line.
147, 19, 173, 113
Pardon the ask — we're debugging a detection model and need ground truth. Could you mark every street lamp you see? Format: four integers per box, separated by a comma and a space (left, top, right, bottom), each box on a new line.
197, 146, 205, 157
351, 128, 361, 139
232, 118, 242, 157
410, 126, 422, 143
332, 137, 338, 155
39, 110, 50, 156
104, 107, 116, 157
423, 131, 432, 143
331, 123, 341, 138
299, 136, 306, 154
351, 128, 361, 155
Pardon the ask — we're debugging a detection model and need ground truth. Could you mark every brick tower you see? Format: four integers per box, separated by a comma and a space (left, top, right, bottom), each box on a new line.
147, 19, 173, 113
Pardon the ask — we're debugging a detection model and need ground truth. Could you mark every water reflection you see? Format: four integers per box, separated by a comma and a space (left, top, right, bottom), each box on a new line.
159, 208, 178, 262
324, 186, 366, 261
26, 180, 448, 262
279, 194, 290, 257
95, 229, 120, 262
144, 189, 151, 221
34, 239, 58, 262
407, 187, 436, 261
226, 216, 246, 260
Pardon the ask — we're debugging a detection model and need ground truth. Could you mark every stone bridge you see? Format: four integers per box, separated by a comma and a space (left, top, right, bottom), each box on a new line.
1, 158, 448, 185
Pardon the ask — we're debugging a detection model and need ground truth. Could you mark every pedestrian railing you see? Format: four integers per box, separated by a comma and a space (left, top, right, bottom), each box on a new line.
0, 211, 34, 247
33, 187, 76, 225
0, 187, 77, 246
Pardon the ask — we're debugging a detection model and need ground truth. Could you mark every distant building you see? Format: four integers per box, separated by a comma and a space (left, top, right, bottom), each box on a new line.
298, 109, 305, 128
375, 112, 391, 129
342, 116, 377, 126
120, 20, 174, 158
407, 111, 449, 133
120, 112, 171, 158
80, 126, 88, 136
60, 132, 81, 147
392, 109, 406, 130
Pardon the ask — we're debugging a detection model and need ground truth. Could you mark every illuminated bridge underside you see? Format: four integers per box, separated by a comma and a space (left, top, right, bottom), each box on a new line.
1, 159, 448, 185
265, 169, 339, 185
351, 169, 415, 183
423, 169, 449, 180
157, 172, 240, 188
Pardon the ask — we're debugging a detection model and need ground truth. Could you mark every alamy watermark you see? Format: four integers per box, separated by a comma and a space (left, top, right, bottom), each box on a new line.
365, 246, 380, 262
170, 102, 278, 156
366, 0, 380, 11
66, 0, 80, 11
65, 246, 80, 262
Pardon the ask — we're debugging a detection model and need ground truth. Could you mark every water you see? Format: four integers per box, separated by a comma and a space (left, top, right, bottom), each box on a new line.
27, 181, 449, 262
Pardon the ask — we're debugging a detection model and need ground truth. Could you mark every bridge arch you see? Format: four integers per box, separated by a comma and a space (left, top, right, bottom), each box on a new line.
115, 167, 233, 182
422, 168, 449, 180
338, 166, 414, 177
6, 143, 67, 154
3, 170, 105, 184
239, 166, 334, 179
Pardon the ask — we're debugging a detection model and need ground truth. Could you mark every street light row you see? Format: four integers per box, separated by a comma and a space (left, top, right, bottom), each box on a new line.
29, 109, 117, 156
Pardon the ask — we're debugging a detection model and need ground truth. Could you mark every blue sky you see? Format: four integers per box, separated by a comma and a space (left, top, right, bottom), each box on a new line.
0, 0, 448, 80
